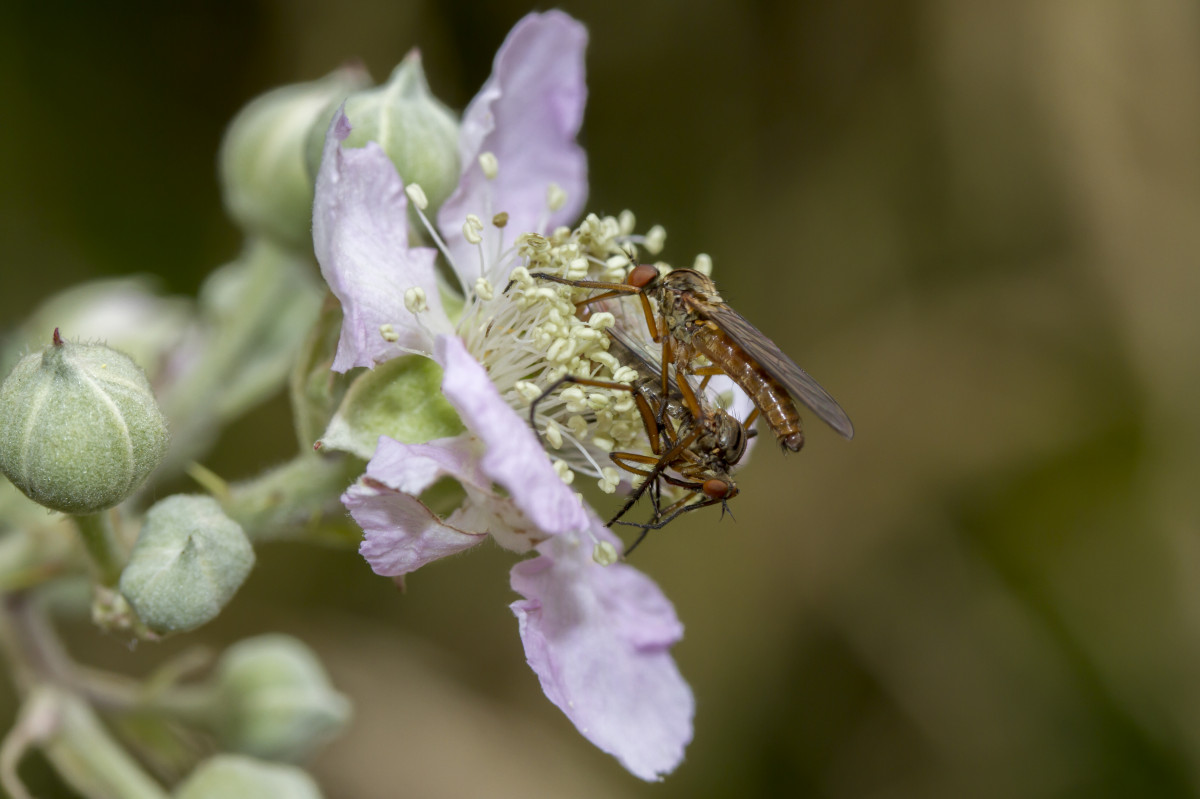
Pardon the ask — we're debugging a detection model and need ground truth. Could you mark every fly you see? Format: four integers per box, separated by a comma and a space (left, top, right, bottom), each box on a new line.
532, 265, 854, 451
529, 323, 752, 554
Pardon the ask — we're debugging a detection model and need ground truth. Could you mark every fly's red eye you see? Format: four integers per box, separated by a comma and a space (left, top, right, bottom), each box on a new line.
626, 263, 659, 289
702, 478, 731, 499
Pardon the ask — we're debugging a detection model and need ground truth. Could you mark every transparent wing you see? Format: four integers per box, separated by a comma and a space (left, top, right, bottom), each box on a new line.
699, 302, 855, 439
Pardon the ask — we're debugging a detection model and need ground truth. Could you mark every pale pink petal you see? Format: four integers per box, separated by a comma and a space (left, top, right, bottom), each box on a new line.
363, 434, 485, 495
348, 480, 485, 576
434, 335, 590, 536
346, 434, 488, 575
313, 111, 452, 371
510, 530, 694, 781
438, 11, 588, 282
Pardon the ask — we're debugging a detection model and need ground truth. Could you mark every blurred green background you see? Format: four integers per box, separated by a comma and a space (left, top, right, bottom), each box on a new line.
4, 1, 1200, 797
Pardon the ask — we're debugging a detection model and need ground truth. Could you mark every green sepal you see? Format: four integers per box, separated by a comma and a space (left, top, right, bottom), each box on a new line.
320, 355, 464, 459
305, 52, 460, 222
289, 293, 353, 449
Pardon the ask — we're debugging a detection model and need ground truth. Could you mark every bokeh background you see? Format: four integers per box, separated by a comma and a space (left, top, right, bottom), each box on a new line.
4, 1, 1200, 797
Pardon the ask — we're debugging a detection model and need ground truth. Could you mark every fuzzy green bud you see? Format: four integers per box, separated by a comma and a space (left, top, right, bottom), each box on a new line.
305, 51, 460, 216
175, 755, 323, 799
211, 634, 351, 761
119, 495, 254, 634
220, 65, 371, 251
0, 330, 169, 514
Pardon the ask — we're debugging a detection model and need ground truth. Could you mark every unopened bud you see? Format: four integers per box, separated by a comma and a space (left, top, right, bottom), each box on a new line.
221, 65, 370, 251
119, 495, 254, 634
0, 331, 169, 514
176, 755, 323, 799
211, 635, 351, 761
308, 51, 460, 215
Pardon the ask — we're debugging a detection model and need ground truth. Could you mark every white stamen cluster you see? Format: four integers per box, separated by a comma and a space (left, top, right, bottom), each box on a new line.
404, 160, 677, 496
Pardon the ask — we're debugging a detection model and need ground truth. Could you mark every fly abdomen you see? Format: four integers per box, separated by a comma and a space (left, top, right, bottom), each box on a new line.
691, 323, 805, 452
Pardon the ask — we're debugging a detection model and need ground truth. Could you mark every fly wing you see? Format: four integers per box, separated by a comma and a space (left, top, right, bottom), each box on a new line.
699, 302, 855, 439
605, 325, 683, 403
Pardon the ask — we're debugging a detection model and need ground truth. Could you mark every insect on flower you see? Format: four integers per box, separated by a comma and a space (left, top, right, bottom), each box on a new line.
529, 319, 752, 553
532, 264, 855, 451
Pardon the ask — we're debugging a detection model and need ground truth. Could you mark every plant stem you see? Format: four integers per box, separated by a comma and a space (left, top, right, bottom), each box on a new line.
71, 512, 124, 586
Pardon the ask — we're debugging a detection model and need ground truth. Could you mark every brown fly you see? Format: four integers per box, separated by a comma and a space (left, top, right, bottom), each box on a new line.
532, 265, 854, 451
529, 324, 752, 554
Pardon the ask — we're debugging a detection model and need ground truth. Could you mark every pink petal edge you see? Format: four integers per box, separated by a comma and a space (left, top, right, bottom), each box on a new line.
510, 532, 694, 781
312, 110, 451, 371
437, 11, 589, 283
434, 335, 590, 536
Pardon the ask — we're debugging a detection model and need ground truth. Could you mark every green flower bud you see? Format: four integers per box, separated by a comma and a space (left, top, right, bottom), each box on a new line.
220, 65, 370, 251
318, 354, 463, 459
211, 634, 351, 761
0, 330, 169, 514
305, 51, 460, 217
175, 755, 323, 799
119, 495, 254, 634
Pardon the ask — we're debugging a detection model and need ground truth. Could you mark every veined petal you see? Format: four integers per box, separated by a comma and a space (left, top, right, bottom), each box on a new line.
510, 530, 694, 781
438, 11, 588, 282
434, 335, 590, 536
347, 481, 485, 576
346, 435, 489, 575
313, 111, 452, 371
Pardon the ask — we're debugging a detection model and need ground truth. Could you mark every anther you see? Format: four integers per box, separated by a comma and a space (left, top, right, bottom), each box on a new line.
552, 459, 574, 484
479, 151, 499, 179
463, 214, 484, 245
644, 224, 667, 255
405, 183, 429, 211
618, 210, 636, 236
587, 312, 616, 331
514, 381, 542, 403
546, 182, 567, 212
492, 211, 509, 228
593, 541, 619, 565
474, 277, 495, 302
404, 287, 428, 314
606, 254, 630, 272
693, 253, 713, 276
379, 323, 400, 342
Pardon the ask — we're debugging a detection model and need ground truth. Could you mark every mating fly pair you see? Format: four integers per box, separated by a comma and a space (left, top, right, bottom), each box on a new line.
529, 261, 853, 550
531, 320, 750, 553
